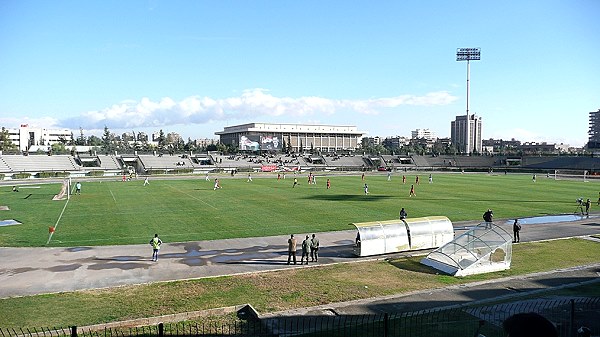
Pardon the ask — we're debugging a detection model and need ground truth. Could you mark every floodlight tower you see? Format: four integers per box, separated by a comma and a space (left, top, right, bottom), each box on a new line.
456, 47, 481, 154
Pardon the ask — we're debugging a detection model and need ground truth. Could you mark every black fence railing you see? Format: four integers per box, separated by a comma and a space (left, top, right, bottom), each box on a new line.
2, 297, 598, 337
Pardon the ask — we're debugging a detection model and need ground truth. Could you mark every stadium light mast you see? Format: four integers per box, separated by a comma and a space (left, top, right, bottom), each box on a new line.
456, 47, 480, 154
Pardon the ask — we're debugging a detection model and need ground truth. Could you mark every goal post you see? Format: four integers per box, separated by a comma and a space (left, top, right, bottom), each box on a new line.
52, 178, 71, 201
553, 170, 592, 182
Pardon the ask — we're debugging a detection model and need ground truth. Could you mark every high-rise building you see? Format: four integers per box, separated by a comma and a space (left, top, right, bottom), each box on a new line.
450, 114, 482, 154
588, 109, 600, 149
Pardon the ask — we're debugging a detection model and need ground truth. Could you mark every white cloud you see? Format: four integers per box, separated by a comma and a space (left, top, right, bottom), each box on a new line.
0, 116, 61, 129
58, 88, 457, 130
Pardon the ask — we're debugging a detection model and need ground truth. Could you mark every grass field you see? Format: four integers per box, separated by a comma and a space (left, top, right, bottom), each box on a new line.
0, 172, 598, 247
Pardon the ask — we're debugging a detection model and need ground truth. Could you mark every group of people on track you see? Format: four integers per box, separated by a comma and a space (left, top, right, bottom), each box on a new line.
287, 233, 320, 265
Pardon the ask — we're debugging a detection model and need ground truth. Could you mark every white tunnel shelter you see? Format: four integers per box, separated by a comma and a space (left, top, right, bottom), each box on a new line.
351, 216, 454, 257
420, 223, 513, 277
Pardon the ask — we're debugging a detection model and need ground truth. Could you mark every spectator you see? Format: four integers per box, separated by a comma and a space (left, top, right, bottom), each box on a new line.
399, 208, 407, 220
287, 234, 297, 265
483, 209, 493, 228
300, 235, 311, 265
310, 234, 320, 262
513, 219, 521, 243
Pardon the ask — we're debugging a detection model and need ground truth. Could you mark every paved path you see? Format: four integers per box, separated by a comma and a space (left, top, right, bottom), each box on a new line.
1, 216, 600, 299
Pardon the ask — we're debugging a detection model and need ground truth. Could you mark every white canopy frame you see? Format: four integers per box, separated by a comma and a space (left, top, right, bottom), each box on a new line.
421, 223, 513, 277
352, 216, 454, 257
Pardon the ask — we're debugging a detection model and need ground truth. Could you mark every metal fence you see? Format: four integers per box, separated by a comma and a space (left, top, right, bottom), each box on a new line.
2, 297, 598, 337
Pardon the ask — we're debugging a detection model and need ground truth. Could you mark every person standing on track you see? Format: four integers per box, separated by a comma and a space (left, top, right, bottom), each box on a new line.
310, 233, 320, 262
149, 234, 162, 262
287, 234, 297, 265
300, 235, 311, 265
512, 219, 521, 243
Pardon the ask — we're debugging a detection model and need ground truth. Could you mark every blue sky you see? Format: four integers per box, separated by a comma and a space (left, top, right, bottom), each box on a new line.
0, 1, 598, 146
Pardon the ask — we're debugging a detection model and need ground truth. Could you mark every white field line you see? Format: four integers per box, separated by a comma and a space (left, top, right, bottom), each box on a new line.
46, 198, 70, 245
109, 189, 117, 203
167, 185, 218, 210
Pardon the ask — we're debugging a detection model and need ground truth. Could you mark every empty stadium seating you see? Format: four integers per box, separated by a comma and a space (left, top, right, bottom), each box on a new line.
1, 153, 600, 179
1, 155, 79, 172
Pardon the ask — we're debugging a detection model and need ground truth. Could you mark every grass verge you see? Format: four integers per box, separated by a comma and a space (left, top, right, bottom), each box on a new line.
1, 237, 599, 328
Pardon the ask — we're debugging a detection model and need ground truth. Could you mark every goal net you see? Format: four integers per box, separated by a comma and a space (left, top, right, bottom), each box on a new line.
52, 179, 71, 200
552, 170, 600, 182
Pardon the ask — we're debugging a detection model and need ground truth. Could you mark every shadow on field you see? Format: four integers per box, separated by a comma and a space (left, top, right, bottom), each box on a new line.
303, 194, 394, 201
423, 197, 561, 203
23, 193, 56, 199
387, 257, 440, 275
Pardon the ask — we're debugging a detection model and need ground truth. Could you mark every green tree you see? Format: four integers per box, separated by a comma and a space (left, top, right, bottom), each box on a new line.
431, 141, 446, 155
207, 143, 218, 152
88, 135, 102, 147
184, 138, 196, 152
76, 127, 86, 146
157, 129, 166, 150
51, 142, 68, 154
101, 126, 115, 153
0, 127, 17, 151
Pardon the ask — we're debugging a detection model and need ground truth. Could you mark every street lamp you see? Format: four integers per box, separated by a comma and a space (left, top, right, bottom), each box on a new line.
457, 47, 480, 154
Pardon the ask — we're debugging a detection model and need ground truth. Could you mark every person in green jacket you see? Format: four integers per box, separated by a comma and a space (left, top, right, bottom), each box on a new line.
300, 235, 311, 265
149, 234, 162, 262
310, 234, 320, 262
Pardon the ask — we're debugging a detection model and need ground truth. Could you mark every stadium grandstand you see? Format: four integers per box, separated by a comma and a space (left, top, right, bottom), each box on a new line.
2, 151, 600, 180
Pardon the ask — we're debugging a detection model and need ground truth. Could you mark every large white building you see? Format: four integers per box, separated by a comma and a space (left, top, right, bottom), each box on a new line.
5, 125, 73, 152
450, 114, 483, 154
411, 128, 437, 140
215, 123, 365, 152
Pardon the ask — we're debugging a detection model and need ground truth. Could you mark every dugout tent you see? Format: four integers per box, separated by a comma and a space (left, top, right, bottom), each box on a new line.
420, 223, 513, 277
352, 216, 454, 257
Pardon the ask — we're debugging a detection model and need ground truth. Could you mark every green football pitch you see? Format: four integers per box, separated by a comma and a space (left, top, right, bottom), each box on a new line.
0, 172, 597, 247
